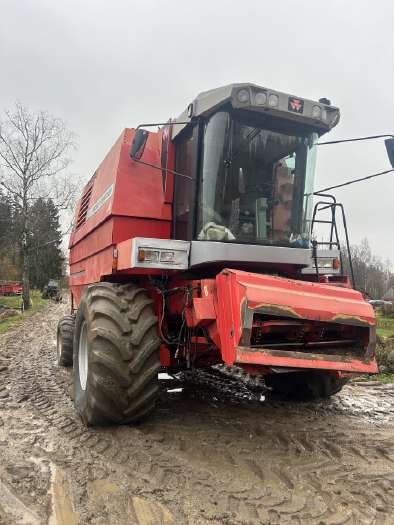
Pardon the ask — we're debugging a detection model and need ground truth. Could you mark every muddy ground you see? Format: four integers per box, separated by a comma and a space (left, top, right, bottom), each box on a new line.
0, 302, 393, 525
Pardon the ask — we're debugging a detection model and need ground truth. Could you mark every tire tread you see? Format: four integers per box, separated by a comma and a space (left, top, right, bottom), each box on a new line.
74, 282, 160, 425
57, 315, 75, 367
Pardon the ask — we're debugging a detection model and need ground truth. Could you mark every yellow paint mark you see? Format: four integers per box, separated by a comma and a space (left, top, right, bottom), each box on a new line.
49, 466, 77, 525
250, 302, 301, 318
90, 479, 121, 497
132, 496, 175, 525
332, 313, 374, 326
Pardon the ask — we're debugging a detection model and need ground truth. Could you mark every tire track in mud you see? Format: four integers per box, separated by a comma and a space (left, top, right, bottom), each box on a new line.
1, 310, 260, 523
0, 303, 394, 524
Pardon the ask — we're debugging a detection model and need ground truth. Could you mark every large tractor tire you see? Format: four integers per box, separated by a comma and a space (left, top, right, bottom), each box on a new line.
265, 370, 349, 400
57, 315, 75, 367
73, 282, 161, 426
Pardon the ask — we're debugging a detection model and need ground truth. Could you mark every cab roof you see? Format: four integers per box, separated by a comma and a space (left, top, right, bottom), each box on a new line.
171, 82, 340, 139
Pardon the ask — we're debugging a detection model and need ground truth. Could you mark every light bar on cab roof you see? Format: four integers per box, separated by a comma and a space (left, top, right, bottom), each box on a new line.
172, 83, 340, 140
230, 85, 340, 129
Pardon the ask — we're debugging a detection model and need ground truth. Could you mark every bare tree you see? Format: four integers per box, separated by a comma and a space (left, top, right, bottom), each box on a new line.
0, 101, 77, 309
342, 238, 394, 298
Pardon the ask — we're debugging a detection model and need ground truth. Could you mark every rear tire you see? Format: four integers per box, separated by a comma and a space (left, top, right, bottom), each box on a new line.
265, 370, 349, 400
57, 315, 75, 367
73, 282, 161, 426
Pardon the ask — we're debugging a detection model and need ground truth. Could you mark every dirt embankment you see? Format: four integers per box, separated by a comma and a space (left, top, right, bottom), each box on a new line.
0, 302, 393, 525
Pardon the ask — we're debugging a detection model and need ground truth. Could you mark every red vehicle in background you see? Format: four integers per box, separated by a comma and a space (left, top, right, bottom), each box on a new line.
0, 281, 22, 296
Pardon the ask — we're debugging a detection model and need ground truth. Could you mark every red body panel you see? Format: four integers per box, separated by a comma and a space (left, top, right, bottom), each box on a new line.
69, 129, 172, 306
216, 270, 373, 346
235, 348, 378, 373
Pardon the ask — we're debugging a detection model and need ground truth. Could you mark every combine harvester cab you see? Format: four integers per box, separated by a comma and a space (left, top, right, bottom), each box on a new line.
61, 83, 377, 426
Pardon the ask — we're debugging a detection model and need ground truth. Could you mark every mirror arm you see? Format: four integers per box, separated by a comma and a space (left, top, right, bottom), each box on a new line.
130, 119, 197, 179
131, 157, 192, 181
315, 133, 394, 191
314, 167, 394, 195
136, 120, 192, 130
317, 134, 394, 146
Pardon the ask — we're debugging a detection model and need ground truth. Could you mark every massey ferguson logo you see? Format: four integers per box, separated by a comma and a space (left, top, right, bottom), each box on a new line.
288, 97, 304, 113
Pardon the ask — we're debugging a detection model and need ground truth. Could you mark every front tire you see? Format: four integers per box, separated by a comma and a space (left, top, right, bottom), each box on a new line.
73, 282, 161, 426
265, 370, 349, 400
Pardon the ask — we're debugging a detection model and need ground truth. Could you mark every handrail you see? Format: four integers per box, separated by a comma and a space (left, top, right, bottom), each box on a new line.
311, 198, 355, 289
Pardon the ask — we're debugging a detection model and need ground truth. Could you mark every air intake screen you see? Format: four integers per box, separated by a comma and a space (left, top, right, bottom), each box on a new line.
76, 184, 93, 228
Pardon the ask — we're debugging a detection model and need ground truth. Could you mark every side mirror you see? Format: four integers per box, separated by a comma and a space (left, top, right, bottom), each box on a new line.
130, 129, 149, 160
385, 138, 394, 168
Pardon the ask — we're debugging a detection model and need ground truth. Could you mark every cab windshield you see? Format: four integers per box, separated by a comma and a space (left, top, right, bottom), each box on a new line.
197, 111, 317, 247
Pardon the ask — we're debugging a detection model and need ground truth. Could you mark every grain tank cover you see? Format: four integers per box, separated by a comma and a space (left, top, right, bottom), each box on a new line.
172, 82, 340, 139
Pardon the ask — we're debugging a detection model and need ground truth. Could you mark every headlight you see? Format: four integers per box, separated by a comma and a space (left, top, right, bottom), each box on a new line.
312, 105, 322, 119
268, 94, 279, 107
254, 92, 267, 105
236, 89, 250, 103
160, 251, 175, 263
137, 249, 159, 263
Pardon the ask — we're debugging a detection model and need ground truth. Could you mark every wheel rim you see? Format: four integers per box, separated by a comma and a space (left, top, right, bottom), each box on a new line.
78, 321, 89, 391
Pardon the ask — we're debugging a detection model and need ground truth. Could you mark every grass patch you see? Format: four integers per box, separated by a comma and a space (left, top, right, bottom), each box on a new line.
0, 294, 24, 310
372, 373, 394, 384
377, 328, 394, 338
0, 290, 47, 335
376, 315, 394, 339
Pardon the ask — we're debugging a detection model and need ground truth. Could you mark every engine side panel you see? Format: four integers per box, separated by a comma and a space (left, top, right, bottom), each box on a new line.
69, 129, 172, 306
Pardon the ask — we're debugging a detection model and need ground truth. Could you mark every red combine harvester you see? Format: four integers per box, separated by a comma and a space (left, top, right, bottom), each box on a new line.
0, 281, 22, 296
58, 83, 377, 426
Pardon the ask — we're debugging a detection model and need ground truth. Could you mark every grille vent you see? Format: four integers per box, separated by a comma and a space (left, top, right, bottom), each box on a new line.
76, 184, 93, 229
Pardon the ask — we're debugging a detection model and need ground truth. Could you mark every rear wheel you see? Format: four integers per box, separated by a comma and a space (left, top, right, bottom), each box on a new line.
73, 282, 161, 426
57, 315, 75, 367
265, 370, 349, 400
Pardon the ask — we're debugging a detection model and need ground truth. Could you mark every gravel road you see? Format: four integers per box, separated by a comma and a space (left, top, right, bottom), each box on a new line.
0, 302, 393, 525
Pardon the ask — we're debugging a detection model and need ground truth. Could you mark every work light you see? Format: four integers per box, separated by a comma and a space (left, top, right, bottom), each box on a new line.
268, 94, 279, 107
312, 105, 322, 119
254, 92, 267, 105
236, 89, 250, 103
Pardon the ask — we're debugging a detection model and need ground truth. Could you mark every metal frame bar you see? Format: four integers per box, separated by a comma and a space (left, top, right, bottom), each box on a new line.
310, 193, 355, 288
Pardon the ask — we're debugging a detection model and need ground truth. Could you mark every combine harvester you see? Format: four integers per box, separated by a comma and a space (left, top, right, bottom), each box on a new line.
57, 83, 379, 426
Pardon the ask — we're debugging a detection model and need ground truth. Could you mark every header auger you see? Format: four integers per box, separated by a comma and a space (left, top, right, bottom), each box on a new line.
57, 82, 377, 426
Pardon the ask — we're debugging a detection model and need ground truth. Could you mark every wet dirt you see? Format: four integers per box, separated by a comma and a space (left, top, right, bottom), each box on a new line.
0, 302, 393, 525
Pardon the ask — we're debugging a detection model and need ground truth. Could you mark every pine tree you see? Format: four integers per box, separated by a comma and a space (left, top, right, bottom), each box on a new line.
0, 190, 18, 280
28, 198, 64, 290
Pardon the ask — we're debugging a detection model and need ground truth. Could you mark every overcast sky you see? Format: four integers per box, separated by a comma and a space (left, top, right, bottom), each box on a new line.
1, 0, 394, 261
